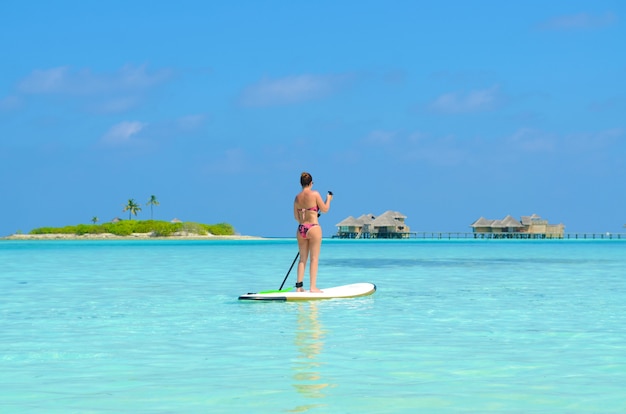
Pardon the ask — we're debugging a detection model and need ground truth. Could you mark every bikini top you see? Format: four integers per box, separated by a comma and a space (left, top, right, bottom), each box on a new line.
298, 205, 319, 215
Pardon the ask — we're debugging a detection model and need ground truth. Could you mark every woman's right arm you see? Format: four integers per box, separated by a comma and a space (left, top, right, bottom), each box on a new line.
317, 191, 332, 213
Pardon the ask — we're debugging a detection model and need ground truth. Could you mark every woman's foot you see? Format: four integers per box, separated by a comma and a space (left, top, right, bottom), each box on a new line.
295, 281, 304, 292
310, 287, 323, 293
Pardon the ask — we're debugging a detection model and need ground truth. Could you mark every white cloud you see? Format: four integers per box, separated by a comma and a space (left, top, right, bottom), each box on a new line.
17, 64, 172, 95
101, 121, 146, 145
506, 128, 555, 152
407, 131, 428, 143
13, 64, 172, 115
204, 148, 250, 174
567, 128, 624, 151
357, 129, 469, 167
505, 127, 624, 154
429, 85, 501, 113
403, 134, 468, 167
177, 114, 207, 130
239, 73, 349, 107
588, 96, 623, 112
364, 130, 396, 145
17, 67, 68, 94
91, 96, 141, 114
0, 95, 22, 111
537, 12, 617, 31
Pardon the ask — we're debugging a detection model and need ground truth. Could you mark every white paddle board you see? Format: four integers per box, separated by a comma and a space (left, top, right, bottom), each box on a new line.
238, 282, 376, 301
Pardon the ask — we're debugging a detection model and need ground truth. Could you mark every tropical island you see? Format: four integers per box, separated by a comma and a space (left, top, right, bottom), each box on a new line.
2, 196, 260, 240
4, 220, 236, 239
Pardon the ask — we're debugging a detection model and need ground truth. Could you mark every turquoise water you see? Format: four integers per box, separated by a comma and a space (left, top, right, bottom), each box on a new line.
1, 239, 625, 413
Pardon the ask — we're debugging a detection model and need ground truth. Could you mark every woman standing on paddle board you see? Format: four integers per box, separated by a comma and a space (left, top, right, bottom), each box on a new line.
294, 172, 332, 293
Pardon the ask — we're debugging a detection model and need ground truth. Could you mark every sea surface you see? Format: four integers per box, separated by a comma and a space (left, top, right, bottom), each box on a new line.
1, 238, 625, 413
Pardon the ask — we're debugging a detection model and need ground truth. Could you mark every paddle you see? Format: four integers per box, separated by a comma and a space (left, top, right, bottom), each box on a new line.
279, 252, 300, 290
258, 253, 299, 294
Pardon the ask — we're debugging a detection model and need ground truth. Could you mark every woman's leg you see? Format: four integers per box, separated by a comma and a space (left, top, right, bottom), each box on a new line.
296, 233, 309, 292
306, 226, 323, 292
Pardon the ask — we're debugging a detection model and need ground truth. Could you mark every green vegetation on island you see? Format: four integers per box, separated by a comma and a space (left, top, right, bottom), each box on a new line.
29, 220, 235, 237
18, 195, 236, 238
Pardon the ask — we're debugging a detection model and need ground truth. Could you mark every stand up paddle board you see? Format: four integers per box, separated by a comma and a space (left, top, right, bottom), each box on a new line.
238, 282, 376, 301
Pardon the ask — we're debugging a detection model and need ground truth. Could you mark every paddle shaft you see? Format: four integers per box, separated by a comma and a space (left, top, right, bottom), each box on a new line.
279, 252, 299, 290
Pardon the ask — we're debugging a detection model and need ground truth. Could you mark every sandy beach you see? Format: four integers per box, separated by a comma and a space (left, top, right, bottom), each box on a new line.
1, 233, 265, 241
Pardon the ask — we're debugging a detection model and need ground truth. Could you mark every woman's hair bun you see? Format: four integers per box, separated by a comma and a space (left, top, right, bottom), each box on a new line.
300, 172, 313, 186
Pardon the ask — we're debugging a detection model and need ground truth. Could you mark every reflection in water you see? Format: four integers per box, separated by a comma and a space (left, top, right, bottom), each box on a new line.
289, 302, 331, 411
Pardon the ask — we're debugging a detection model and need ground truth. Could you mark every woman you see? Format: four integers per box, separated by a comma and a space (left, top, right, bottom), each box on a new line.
293, 172, 332, 293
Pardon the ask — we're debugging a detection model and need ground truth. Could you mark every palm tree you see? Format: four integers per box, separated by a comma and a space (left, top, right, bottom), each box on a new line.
123, 199, 142, 220
91, 216, 99, 224
146, 195, 160, 220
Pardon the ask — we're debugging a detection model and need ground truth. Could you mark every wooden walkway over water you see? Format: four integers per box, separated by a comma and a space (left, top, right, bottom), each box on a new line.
411, 232, 626, 239
334, 232, 626, 240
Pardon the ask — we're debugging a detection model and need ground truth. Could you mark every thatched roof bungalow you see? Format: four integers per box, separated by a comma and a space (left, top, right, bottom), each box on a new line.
335, 211, 410, 239
471, 213, 564, 238
471, 217, 493, 233
491, 215, 524, 233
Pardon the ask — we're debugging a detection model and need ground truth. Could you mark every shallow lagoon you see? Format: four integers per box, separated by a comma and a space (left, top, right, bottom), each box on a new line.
1, 239, 625, 413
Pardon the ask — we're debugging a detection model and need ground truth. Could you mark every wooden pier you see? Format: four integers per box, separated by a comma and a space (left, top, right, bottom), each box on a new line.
334, 232, 626, 240
409, 232, 626, 240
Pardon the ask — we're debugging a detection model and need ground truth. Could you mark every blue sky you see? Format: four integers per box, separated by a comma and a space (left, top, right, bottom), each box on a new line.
1, 1, 625, 237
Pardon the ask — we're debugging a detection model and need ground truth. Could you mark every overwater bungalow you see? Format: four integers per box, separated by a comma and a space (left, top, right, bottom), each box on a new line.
335, 211, 410, 238
471, 213, 565, 238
